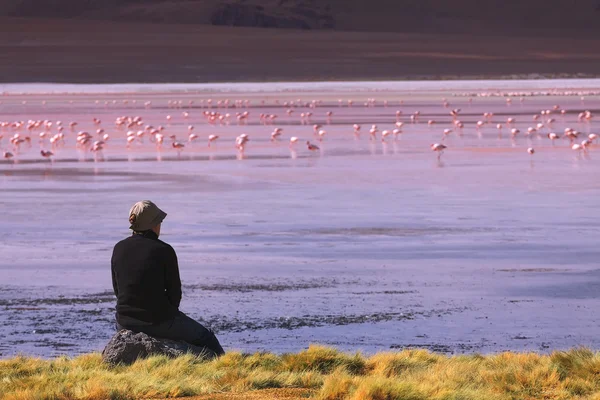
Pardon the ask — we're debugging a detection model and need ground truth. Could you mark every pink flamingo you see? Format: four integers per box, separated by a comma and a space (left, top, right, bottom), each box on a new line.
188, 133, 199, 143
581, 139, 592, 150
271, 128, 283, 142
208, 134, 219, 147
317, 129, 326, 142
369, 125, 378, 140
431, 143, 447, 160
381, 130, 391, 142
91, 142, 105, 161
172, 141, 185, 156
236, 134, 249, 151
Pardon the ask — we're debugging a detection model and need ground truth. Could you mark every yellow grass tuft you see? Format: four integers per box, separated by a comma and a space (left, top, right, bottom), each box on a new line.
3, 347, 600, 399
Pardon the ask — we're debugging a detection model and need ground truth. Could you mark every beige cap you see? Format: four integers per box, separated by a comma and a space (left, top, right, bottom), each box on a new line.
128, 200, 167, 231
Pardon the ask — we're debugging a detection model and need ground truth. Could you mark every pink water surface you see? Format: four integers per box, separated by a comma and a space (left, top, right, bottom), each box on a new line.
1, 81, 599, 357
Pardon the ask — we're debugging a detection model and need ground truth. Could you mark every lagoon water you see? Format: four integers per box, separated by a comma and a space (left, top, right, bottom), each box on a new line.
1, 80, 599, 357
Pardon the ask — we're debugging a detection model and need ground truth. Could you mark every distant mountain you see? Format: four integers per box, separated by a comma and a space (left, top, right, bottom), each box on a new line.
1, 0, 599, 36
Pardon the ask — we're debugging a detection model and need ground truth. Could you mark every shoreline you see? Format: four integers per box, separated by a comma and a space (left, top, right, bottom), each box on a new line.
2, 77, 600, 95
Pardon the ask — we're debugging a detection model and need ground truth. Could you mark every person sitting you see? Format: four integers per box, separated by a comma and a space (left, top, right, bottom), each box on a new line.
111, 200, 224, 356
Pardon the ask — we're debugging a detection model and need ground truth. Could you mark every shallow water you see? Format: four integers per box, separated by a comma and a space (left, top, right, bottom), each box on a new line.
1, 81, 599, 357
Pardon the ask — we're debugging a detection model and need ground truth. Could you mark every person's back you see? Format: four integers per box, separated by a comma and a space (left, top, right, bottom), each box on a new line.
112, 231, 181, 327
111, 200, 224, 356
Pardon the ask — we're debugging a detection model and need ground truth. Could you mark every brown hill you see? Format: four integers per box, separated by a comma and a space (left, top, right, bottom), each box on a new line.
1, 0, 599, 36
1, 17, 599, 83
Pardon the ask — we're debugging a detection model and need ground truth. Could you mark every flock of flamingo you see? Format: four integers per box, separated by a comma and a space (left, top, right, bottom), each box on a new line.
0, 90, 597, 165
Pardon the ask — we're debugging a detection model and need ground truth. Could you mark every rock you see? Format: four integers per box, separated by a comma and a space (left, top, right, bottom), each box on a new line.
102, 329, 217, 365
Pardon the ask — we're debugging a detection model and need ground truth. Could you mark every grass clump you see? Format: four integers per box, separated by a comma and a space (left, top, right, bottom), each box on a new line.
3, 346, 600, 399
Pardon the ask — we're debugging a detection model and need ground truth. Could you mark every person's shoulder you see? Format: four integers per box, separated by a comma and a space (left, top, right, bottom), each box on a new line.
113, 236, 133, 250
156, 239, 177, 255
156, 239, 175, 251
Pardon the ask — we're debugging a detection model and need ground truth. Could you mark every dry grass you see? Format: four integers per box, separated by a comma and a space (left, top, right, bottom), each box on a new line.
2, 346, 600, 400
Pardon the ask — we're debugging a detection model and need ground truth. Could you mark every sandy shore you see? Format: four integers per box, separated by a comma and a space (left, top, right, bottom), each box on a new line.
1, 17, 600, 83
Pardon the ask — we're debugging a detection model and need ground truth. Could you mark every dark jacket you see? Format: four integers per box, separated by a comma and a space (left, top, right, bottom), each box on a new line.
111, 231, 182, 327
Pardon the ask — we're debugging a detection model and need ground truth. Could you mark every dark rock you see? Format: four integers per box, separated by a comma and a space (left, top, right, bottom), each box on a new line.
102, 329, 217, 365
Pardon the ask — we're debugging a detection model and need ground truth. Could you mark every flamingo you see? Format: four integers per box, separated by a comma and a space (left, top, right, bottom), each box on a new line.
40, 150, 54, 161
581, 139, 592, 150
431, 143, 447, 160
236, 134, 249, 151
172, 141, 185, 155
369, 125, 378, 140
289, 136, 299, 148
527, 147, 535, 155
124, 136, 135, 147
91, 142, 104, 160
381, 130, 392, 142
306, 141, 320, 151
317, 129, 326, 142
208, 134, 219, 147
155, 133, 164, 148
271, 128, 283, 142
564, 129, 579, 143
